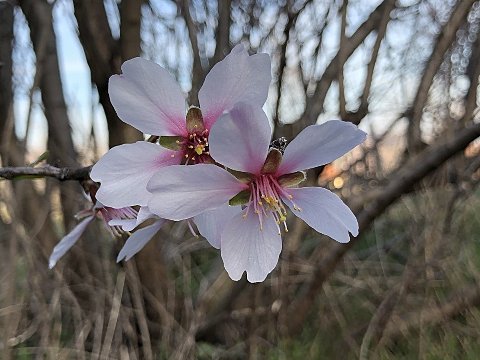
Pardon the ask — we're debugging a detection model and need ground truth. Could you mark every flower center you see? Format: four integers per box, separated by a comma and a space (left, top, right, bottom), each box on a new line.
183, 129, 210, 164
244, 174, 292, 234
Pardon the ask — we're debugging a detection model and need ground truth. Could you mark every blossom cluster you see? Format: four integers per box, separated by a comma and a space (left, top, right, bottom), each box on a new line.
49, 45, 366, 283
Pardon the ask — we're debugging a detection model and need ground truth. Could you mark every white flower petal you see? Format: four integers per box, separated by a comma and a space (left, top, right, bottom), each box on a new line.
90, 142, 180, 208
221, 210, 282, 283
278, 121, 367, 175
109, 57, 187, 136
49, 216, 95, 269
108, 218, 137, 231
282, 187, 358, 243
193, 204, 242, 249
116, 220, 165, 262
199, 44, 271, 129
147, 164, 247, 221
209, 102, 271, 174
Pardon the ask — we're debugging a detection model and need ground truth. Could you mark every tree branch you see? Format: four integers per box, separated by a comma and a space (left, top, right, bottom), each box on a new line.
407, 0, 475, 153
0, 165, 92, 181
287, 121, 480, 335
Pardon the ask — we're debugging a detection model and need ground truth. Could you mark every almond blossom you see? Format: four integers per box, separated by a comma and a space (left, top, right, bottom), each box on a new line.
146, 103, 367, 282
48, 183, 163, 268
90, 44, 271, 210
88, 45, 270, 260
48, 202, 163, 268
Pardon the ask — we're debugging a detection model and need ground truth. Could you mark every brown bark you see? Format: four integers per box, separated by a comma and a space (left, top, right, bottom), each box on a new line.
119, 0, 145, 143
178, 0, 204, 105
0, 1, 14, 152
73, 0, 142, 146
19, 0, 81, 229
213, 0, 232, 65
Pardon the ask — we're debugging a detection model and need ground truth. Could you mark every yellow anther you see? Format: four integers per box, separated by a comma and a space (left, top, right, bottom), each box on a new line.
194, 144, 204, 155
184, 154, 189, 158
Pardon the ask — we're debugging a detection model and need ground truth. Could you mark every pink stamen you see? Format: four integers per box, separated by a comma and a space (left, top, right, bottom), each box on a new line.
243, 174, 293, 234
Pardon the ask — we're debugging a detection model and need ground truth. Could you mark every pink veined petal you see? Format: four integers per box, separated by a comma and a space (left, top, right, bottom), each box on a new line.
109, 57, 187, 136
221, 210, 282, 283
199, 44, 271, 129
108, 206, 157, 232
277, 120, 367, 175
209, 102, 271, 174
116, 220, 165, 262
147, 164, 247, 221
90, 141, 180, 208
193, 204, 242, 249
282, 187, 358, 243
49, 216, 95, 269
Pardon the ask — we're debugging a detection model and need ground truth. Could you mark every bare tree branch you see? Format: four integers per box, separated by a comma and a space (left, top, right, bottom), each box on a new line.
212, 0, 232, 64
178, 0, 204, 105
407, 0, 475, 153
302, 0, 395, 128
0, 165, 92, 181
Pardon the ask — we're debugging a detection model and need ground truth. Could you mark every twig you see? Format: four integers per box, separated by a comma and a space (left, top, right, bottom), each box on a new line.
0, 164, 92, 181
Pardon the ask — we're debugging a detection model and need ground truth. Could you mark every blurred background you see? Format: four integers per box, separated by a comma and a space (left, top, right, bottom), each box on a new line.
1, 0, 480, 358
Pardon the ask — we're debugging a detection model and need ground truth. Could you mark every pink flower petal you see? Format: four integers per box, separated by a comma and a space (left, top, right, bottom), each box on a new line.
209, 102, 271, 174
147, 164, 247, 221
282, 187, 358, 243
91, 142, 180, 208
221, 210, 282, 283
199, 44, 271, 129
193, 204, 242, 249
277, 121, 367, 175
109, 58, 187, 136
116, 220, 165, 262
49, 216, 95, 269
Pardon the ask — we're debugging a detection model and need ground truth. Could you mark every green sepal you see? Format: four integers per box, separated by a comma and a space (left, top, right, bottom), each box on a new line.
227, 169, 253, 183
229, 189, 251, 206
278, 171, 306, 187
159, 136, 184, 151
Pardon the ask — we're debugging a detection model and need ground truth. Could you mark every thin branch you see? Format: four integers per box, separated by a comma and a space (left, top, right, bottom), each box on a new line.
0, 165, 92, 181
177, 0, 204, 105
407, 0, 475, 152
302, 0, 395, 128
338, 0, 347, 118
